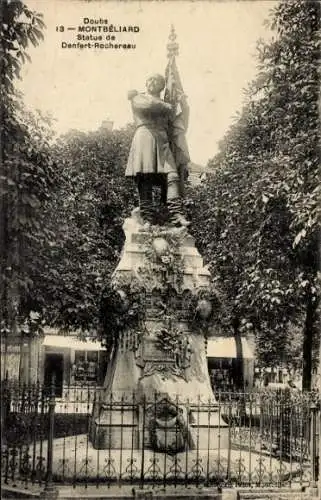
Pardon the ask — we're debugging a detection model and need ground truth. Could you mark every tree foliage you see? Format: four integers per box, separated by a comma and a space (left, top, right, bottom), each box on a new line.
1, 1, 137, 339
187, 0, 320, 376
1, 0, 45, 95
43, 125, 137, 332
1, 0, 56, 338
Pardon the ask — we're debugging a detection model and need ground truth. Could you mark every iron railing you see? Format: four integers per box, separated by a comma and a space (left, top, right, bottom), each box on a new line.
1, 380, 319, 494
1, 380, 52, 493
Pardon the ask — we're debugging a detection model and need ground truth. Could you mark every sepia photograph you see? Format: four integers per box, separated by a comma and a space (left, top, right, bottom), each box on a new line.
1, 0, 320, 498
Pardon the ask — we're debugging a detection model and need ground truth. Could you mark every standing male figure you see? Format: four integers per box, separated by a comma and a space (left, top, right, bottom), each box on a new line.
125, 73, 190, 227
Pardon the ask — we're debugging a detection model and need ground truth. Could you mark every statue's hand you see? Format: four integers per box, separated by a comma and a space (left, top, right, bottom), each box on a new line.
177, 89, 187, 102
128, 89, 138, 100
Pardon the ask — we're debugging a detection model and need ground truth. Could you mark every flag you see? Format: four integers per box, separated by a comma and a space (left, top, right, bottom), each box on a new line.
164, 28, 190, 196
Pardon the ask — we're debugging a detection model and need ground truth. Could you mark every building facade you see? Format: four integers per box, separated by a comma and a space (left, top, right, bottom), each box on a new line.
2, 329, 255, 395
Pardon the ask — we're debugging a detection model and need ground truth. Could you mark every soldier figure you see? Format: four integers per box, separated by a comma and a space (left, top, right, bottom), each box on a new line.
125, 73, 190, 227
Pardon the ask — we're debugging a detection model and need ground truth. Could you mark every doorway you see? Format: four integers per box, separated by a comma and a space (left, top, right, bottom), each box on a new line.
44, 353, 64, 397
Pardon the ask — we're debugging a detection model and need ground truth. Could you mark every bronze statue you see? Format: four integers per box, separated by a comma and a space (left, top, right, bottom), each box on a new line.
125, 73, 190, 227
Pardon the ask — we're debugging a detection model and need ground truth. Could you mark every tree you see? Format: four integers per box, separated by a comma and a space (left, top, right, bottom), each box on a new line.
1, 0, 56, 346
43, 124, 137, 333
1, 0, 45, 96
187, 0, 320, 388
0, 1, 137, 348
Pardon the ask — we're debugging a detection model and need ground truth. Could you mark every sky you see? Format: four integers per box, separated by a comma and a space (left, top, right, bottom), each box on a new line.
18, 0, 275, 165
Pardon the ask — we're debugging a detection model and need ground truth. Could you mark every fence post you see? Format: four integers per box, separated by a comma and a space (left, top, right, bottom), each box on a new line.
43, 375, 58, 499
310, 402, 318, 497
318, 339, 321, 500
1, 372, 9, 445
319, 399, 321, 500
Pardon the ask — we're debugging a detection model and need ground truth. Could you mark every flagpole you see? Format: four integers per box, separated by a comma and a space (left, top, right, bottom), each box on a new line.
167, 24, 179, 59
164, 26, 190, 197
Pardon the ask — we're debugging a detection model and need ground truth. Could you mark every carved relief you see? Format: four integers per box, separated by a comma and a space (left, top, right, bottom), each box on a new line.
145, 397, 194, 453
136, 325, 192, 383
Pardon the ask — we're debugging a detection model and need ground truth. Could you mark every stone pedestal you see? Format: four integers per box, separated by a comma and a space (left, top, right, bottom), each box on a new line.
90, 402, 139, 449
90, 209, 228, 452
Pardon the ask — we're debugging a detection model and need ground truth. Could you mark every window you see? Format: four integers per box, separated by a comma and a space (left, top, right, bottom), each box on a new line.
209, 358, 236, 394
71, 351, 99, 384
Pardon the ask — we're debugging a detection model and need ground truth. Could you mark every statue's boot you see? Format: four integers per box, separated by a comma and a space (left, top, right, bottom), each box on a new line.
140, 200, 154, 227
167, 199, 190, 227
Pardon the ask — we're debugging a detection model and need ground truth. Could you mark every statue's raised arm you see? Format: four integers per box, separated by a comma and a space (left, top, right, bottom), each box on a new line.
130, 91, 173, 114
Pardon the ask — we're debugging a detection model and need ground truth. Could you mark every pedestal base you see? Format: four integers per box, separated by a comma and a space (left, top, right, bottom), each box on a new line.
90, 403, 139, 449
93, 214, 227, 454
189, 407, 229, 449
90, 404, 228, 451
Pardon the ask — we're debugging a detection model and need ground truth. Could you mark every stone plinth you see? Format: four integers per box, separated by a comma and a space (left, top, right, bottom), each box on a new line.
90, 209, 227, 452
90, 402, 139, 449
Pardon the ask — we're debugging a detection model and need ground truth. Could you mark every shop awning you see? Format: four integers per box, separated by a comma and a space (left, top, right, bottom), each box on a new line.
43, 335, 105, 351
206, 337, 254, 359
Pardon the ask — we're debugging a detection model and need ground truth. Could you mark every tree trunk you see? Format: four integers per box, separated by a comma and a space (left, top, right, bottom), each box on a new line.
302, 288, 317, 391
317, 336, 321, 499
233, 316, 244, 390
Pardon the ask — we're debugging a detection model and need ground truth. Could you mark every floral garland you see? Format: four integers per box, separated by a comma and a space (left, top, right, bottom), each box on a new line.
99, 222, 223, 354
99, 276, 146, 350
137, 227, 187, 291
